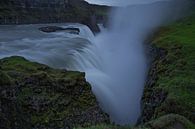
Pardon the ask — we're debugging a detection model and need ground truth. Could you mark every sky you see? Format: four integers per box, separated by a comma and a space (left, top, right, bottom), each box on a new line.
85, 0, 165, 6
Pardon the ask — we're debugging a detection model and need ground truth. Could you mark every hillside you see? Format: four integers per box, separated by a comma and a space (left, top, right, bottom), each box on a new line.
0, 0, 109, 32
142, 13, 195, 123
0, 1, 194, 129
0, 56, 109, 129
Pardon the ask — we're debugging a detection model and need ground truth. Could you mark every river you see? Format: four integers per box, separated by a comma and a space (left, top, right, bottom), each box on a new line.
0, 0, 190, 125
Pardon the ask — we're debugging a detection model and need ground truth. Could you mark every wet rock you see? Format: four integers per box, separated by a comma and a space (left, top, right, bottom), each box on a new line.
139, 46, 168, 124
0, 56, 109, 129
39, 26, 80, 34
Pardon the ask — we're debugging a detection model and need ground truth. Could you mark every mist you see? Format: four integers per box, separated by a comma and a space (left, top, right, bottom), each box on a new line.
0, 0, 192, 126
88, 0, 191, 124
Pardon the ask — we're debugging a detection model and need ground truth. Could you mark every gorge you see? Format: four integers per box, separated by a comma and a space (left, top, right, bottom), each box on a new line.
0, 0, 194, 128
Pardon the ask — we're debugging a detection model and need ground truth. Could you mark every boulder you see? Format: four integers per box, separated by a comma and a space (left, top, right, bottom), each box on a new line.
39, 26, 80, 34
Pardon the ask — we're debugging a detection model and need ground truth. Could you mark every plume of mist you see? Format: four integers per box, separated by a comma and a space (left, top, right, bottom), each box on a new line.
91, 0, 193, 125
0, 0, 193, 126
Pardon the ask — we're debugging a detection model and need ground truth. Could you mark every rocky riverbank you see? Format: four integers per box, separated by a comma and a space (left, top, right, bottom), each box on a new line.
0, 0, 109, 33
140, 46, 168, 123
0, 56, 109, 129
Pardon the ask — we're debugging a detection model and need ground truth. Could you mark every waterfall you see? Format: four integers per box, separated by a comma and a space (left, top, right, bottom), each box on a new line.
0, 0, 191, 126
79, 0, 190, 125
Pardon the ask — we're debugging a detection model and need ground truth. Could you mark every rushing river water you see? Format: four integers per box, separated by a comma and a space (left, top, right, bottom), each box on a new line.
0, 0, 191, 125
0, 22, 146, 124
0, 23, 97, 70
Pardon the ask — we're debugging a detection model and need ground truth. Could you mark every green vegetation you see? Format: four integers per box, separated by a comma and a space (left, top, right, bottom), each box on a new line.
146, 114, 195, 129
0, 0, 109, 33
75, 12, 195, 129
0, 5, 194, 129
151, 14, 195, 122
75, 114, 194, 129
75, 124, 131, 129
0, 56, 108, 129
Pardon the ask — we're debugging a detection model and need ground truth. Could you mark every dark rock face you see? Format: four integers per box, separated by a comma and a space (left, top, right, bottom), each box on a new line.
39, 26, 80, 34
139, 46, 168, 123
0, 0, 109, 33
0, 56, 109, 129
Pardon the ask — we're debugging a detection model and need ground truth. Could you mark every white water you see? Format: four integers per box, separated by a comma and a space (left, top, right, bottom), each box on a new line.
88, 0, 189, 124
86, 0, 163, 6
0, 0, 190, 125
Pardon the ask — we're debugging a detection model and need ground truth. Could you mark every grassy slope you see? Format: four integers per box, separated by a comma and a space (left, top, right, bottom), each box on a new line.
76, 13, 195, 129
75, 114, 194, 129
0, 56, 109, 129
152, 14, 195, 122
0, 1, 108, 21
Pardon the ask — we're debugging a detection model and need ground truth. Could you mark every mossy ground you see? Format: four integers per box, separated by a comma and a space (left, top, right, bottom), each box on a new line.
0, 56, 109, 129
75, 115, 194, 129
151, 14, 195, 122
0, 8, 194, 129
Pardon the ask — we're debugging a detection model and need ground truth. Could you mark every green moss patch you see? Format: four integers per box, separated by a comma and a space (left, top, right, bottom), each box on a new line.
0, 56, 109, 129
150, 14, 195, 122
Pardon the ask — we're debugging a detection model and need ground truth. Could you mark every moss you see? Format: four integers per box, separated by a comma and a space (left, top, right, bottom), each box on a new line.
150, 14, 195, 122
0, 56, 41, 73
0, 70, 12, 85
75, 124, 132, 129
0, 56, 109, 129
146, 114, 195, 129
75, 11, 195, 129
84, 114, 194, 129
75, 124, 153, 129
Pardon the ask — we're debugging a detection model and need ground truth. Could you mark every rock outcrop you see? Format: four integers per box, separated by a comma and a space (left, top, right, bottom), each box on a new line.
140, 14, 195, 124
0, 56, 109, 129
140, 46, 168, 123
39, 26, 80, 34
0, 0, 109, 33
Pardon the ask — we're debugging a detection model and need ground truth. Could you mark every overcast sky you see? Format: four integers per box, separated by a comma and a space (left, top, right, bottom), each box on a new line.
85, 0, 166, 6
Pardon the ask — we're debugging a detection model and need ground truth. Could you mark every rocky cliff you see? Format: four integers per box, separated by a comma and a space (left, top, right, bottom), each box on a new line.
74, 12, 195, 129
0, 56, 109, 129
140, 13, 195, 126
0, 0, 109, 32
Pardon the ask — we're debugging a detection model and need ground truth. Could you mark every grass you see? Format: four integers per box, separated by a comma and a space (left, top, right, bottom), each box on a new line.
75, 124, 149, 129
75, 114, 195, 129
0, 10, 194, 129
146, 114, 195, 129
151, 14, 195, 122
0, 56, 101, 128
0, 56, 84, 79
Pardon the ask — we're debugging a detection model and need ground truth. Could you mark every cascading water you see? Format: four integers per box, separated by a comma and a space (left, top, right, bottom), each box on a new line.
84, 0, 190, 124
0, 0, 191, 125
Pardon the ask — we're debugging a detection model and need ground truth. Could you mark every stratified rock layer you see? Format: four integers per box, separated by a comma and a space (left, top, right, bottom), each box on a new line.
0, 56, 109, 129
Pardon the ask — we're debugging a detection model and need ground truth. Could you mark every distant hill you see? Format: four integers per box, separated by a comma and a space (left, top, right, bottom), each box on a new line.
0, 0, 109, 32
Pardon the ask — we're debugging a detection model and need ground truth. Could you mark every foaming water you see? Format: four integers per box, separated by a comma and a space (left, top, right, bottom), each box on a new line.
0, 0, 191, 125
88, 0, 190, 124
0, 23, 97, 70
